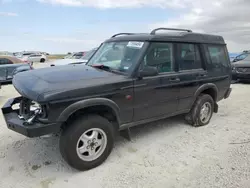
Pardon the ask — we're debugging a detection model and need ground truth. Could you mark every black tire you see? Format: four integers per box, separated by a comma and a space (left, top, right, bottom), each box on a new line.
60, 114, 115, 171
185, 94, 214, 127
40, 58, 45, 63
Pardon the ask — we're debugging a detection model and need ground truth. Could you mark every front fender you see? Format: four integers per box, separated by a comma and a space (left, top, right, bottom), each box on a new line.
57, 98, 121, 124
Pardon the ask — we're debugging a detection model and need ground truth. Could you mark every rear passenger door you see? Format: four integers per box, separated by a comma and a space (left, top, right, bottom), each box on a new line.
176, 43, 206, 111
29, 54, 40, 62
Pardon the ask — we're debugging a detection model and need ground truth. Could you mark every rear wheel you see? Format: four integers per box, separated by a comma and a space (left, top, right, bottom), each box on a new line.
40, 58, 45, 63
185, 94, 214, 127
60, 114, 115, 171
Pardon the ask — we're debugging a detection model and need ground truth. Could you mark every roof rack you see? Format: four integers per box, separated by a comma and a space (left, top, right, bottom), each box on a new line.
150, 28, 192, 35
111, 33, 136, 38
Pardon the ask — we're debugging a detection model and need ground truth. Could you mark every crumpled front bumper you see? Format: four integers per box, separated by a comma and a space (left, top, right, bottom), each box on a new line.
1, 97, 60, 138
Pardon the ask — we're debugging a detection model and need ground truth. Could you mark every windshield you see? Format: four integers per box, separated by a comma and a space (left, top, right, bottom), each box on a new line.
233, 53, 249, 62
87, 41, 145, 73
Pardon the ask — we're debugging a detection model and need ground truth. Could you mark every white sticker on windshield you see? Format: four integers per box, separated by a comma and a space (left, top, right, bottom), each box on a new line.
127, 41, 144, 49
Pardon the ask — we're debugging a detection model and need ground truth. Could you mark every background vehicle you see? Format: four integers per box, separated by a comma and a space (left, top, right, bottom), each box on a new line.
231, 52, 250, 63
50, 58, 87, 67
20, 53, 47, 63
229, 52, 241, 62
0, 55, 33, 83
232, 53, 250, 81
63, 51, 85, 59
51, 48, 97, 66
2, 28, 232, 171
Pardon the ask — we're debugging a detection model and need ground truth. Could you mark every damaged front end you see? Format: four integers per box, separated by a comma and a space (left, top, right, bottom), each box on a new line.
2, 97, 60, 137
18, 98, 48, 125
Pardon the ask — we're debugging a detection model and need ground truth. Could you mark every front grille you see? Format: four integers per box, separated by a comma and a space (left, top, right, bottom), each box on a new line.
236, 67, 250, 73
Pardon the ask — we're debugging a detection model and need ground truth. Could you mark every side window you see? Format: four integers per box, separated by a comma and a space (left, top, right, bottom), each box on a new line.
178, 43, 202, 71
0, 58, 12, 64
207, 45, 228, 67
142, 42, 173, 73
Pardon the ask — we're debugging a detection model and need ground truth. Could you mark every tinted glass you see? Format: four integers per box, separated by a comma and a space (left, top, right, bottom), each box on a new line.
235, 53, 248, 61
142, 42, 173, 73
179, 43, 202, 70
0, 58, 13, 64
22, 53, 34, 56
207, 45, 228, 66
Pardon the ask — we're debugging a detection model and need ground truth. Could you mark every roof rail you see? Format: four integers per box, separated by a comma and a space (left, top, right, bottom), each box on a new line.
111, 33, 136, 38
150, 28, 192, 34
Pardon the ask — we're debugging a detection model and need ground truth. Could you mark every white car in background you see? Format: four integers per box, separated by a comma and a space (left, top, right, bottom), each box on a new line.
50, 48, 96, 67
20, 53, 47, 63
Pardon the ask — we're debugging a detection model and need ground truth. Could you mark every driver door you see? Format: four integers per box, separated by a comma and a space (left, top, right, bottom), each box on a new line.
133, 42, 180, 121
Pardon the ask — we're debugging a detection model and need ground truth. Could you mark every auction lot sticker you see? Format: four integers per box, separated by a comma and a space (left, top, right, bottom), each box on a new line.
127, 41, 144, 48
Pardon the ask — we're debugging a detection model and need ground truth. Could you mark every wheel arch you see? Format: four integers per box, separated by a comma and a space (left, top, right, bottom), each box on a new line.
194, 83, 218, 102
193, 83, 218, 112
58, 98, 121, 127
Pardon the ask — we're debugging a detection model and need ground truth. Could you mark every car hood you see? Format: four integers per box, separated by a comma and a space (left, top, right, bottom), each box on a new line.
12, 64, 127, 103
50, 59, 87, 66
232, 60, 250, 67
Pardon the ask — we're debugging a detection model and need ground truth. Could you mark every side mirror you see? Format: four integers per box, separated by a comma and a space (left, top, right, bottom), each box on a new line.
138, 66, 158, 78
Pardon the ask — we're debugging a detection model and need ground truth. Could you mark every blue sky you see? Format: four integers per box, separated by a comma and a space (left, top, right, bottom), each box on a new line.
0, 1, 181, 53
0, 0, 248, 53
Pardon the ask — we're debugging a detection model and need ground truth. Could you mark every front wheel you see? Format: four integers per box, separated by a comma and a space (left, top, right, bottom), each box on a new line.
185, 94, 214, 127
60, 115, 115, 171
40, 58, 45, 63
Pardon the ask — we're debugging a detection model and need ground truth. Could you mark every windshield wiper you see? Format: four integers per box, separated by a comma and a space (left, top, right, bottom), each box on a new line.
90, 64, 124, 75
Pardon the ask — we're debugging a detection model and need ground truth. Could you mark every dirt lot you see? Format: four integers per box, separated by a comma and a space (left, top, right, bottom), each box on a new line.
0, 65, 250, 188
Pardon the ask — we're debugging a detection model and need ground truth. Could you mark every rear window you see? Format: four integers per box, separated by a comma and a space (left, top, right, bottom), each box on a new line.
207, 45, 229, 67
22, 53, 34, 56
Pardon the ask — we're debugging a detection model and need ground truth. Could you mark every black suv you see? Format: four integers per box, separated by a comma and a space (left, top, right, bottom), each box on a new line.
2, 28, 232, 171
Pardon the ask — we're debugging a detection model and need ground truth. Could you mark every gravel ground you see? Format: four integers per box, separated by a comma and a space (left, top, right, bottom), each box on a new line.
0, 64, 250, 188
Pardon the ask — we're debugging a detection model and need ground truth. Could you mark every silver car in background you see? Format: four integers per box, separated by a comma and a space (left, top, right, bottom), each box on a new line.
50, 48, 97, 67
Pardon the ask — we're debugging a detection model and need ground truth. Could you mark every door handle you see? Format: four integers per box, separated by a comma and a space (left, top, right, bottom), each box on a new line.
169, 77, 180, 82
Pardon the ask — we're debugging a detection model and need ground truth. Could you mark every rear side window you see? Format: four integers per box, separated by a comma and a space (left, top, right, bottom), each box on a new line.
207, 45, 228, 66
23, 53, 34, 56
30, 54, 41, 57
0, 58, 13, 64
178, 43, 202, 71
